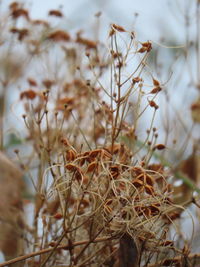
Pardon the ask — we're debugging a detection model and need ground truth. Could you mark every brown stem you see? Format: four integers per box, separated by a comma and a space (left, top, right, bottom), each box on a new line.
0, 236, 112, 267
146, 252, 200, 267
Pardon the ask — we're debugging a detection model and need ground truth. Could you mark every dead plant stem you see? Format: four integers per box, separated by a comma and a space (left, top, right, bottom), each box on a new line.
146, 252, 200, 267
0, 236, 112, 267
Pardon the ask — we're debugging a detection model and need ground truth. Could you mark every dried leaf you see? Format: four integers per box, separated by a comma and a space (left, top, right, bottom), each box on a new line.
0, 152, 24, 261
118, 233, 139, 267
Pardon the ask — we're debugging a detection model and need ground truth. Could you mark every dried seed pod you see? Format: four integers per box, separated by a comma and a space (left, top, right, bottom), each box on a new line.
138, 41, 152, 53
149, 204, 160, 215
86, 161, 98, 173
47, 30, 70, 42
32, 19, 49, 27
65, 163, 78, 172
150, 87, 162, 94
11, 8, 29, 20
145, 174, 154, 186
153, 144, 166, 150
152, 78, 160, 86
138, 47, 147, 53
142, 41, 152, 52
149, 100, 159, 109
132, 77, 142, 84
76, 36, 97, 49
89, 149, 102, 158
65, 164, 83, 181
144, 184, 155, 195
132, 178, 143, 188
27, 78, 37, 87
66, 149, 76, 162
48, 10, 63, 17
112, 24, 126, 32
42, 79, 55, 88
109, 28, 115, 36
20, 90, 37, 100
9, 2, 19, 11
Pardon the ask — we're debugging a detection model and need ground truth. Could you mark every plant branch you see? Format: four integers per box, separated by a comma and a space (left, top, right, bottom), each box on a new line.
146, 252, 200, 267
0, 236, 112, 267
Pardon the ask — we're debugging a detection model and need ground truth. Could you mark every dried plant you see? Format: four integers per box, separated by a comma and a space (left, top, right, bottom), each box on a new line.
0, 1, 200, 267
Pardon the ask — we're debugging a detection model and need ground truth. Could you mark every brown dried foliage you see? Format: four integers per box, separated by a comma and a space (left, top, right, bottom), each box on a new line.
47, 30, 70, 42
0, 4, 195, 267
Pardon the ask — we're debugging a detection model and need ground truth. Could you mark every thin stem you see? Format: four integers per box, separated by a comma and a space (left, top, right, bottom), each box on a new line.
0, 236, 112, 267
146, 252, 200, 267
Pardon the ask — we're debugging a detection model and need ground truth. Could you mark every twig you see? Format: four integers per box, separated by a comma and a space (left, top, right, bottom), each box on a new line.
146, 252, 200, 267
0, 236, 112, 267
